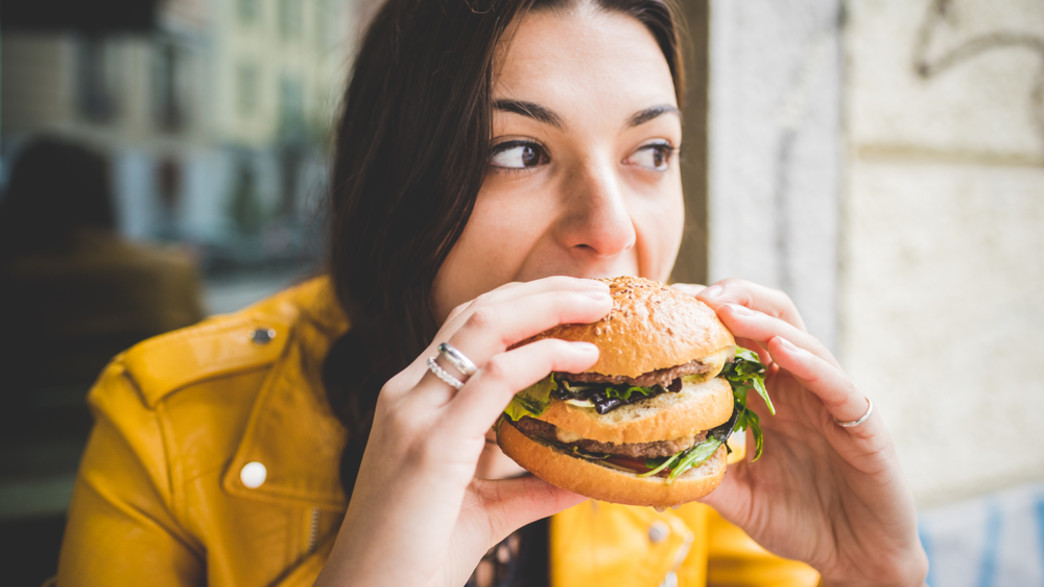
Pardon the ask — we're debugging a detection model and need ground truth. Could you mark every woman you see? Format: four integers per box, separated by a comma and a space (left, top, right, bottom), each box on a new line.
57, 0, 928, 585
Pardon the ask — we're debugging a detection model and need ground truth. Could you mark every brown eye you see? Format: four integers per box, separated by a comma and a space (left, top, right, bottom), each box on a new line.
489, 140, 550, 170
627, 142, 675, 171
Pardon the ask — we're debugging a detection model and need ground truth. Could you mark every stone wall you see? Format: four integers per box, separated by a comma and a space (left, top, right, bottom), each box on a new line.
705, 0, 1044, 508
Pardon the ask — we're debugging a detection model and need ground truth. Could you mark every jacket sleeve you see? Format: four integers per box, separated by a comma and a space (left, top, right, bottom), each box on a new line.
56, 358, 204, 586
704, 508, 820, 586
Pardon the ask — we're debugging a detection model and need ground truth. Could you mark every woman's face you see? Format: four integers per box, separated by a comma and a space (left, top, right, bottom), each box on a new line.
432, 4, 685, 322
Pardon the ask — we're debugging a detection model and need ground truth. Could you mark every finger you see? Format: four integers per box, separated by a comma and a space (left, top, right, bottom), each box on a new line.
766, 335, 878, 435
411, 284, 609, 398
416, 287, 611, 397
442, 338, 599, 434
717, 303, 839, 369
452, 287, 611, 352
471, 476, 587, 545
697, 278, 807, 331
444, 276, 609, 325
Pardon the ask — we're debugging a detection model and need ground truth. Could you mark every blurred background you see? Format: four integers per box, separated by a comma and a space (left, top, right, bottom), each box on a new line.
0, 0, 360, 583
0, 0, 1042, 585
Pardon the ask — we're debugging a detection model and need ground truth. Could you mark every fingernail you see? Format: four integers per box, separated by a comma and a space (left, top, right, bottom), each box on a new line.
775, 336, 796, 351
701, 284, 724, 300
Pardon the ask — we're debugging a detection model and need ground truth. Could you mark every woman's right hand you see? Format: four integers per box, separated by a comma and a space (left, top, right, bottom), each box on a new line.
315, 276, 613, 587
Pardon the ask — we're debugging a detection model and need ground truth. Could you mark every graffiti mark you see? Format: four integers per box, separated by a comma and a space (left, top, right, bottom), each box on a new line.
914, 0, 1044, 141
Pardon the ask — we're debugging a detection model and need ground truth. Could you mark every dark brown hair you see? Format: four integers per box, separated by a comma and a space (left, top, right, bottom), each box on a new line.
324, 0, 686, 497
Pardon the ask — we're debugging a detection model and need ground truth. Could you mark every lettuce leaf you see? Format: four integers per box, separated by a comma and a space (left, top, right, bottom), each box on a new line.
502, 374, 557, 421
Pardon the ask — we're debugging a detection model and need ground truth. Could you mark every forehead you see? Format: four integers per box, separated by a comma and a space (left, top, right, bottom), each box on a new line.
493, 5, 676, 108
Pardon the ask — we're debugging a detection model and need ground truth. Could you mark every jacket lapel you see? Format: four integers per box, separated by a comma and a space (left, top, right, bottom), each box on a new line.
221, 279, 350, 512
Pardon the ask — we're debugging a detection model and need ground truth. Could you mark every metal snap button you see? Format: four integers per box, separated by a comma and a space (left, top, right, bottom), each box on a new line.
240, 461, 267, 488
648, 520, 670, 543
251, 328, 276, 345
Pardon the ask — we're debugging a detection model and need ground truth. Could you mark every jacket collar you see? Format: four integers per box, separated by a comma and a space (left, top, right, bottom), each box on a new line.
221, 277, 351, 511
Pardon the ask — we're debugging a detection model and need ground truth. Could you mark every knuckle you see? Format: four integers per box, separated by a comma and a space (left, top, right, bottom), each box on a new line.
463, 305, 497, 331
481, 354, 510, 380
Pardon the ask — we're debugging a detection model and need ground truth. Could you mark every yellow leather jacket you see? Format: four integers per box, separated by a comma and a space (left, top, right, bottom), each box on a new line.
57, 277, 819, 586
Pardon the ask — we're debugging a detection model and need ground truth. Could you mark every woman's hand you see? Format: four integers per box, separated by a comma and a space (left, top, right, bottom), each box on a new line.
677, 278, 928, 587
316, 277, 612, 587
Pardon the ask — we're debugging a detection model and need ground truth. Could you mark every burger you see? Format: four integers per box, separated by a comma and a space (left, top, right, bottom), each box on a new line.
495, 276, 774, 507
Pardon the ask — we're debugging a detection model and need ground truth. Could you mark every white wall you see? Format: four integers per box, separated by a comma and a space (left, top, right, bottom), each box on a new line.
708, 0, 844, 353
843, 0, 1044, 507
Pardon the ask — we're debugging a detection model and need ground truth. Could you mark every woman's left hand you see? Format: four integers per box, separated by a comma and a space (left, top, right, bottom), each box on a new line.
676, 278, 928, 587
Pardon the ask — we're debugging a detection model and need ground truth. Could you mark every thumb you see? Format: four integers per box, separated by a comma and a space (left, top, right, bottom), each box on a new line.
472, 476, 588, 543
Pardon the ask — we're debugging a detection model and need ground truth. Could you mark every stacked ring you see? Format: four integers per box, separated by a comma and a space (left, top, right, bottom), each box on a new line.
426, 357, 465, 391
438, 342, 478, 377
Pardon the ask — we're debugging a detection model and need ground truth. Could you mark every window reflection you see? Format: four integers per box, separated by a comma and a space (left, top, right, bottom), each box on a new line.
0, 2, 358, 583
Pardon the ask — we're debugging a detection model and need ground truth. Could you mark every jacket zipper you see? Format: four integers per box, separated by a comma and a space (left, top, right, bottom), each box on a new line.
307, 509, 320, 554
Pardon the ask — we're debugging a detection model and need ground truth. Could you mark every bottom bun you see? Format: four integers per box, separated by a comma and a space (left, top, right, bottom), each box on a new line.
497, 419, 727, 508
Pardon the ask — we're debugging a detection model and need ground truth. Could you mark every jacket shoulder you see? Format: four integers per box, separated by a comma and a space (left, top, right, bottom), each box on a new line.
121, 313, 290, 408
119, 278, 337, 408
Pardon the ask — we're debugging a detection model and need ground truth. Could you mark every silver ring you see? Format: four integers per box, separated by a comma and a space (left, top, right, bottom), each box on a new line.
426, 357, 464, 390
834, 396, 873, 428
438, 342, 478, 377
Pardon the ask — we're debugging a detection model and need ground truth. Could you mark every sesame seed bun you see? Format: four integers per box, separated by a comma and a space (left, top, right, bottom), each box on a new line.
530, 276, 735, 378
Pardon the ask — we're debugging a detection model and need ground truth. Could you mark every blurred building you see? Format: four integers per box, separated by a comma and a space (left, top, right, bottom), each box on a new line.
0, 3, 357, 583
1, 0, 356, 279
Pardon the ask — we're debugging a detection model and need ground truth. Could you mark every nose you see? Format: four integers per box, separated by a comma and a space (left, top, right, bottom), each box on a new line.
554, 161, 637, 259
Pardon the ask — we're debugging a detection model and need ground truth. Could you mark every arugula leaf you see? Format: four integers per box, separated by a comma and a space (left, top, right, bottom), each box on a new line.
637, 451, 684, 478
721, 347, 774, 461
741, 408, 764, 462
667, 437, 724, 482
724, 348, 775, 415
636, 436, 725, 483
503, 375, 556, 421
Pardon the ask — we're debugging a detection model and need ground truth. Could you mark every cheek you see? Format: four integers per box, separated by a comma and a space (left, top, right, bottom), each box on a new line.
636, 182, 685, 280
430, 191, 543, 322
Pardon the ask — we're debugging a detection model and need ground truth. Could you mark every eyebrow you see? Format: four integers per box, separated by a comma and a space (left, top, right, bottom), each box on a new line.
626, 104, 681, 127
492, 99, 681, 129
493, 99, 563, 128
